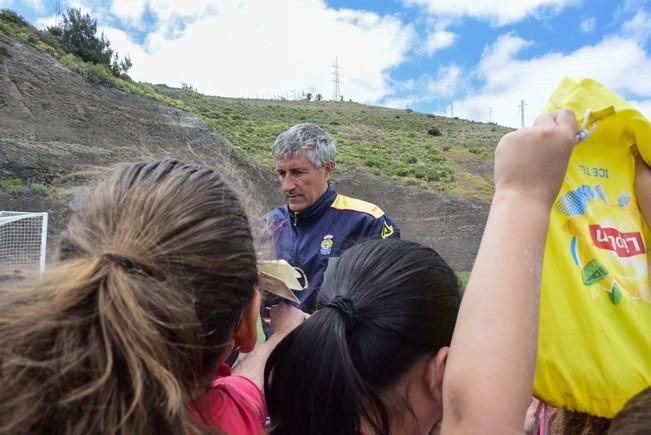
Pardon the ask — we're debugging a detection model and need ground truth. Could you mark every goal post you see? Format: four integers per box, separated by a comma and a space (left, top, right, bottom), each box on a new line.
0, 211, 48, 273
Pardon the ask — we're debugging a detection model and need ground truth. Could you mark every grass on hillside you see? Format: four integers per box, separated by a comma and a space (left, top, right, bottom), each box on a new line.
150, 86, 511, 200
0, 9, 512, 202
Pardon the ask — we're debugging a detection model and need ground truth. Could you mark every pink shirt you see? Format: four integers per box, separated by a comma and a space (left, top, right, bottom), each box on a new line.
193, 364, 266, 435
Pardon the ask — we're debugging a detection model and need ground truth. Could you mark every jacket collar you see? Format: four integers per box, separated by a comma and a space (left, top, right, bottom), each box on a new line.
288, 184, 337, 225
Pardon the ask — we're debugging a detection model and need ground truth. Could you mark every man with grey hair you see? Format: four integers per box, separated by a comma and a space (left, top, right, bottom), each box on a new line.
263, 123, 400, 313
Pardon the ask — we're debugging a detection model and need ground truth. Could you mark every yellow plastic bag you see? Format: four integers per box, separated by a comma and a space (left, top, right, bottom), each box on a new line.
533, 77, 651, 418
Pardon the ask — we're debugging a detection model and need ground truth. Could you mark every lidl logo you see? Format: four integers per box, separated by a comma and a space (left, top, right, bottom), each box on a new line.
589, 224, 646, 257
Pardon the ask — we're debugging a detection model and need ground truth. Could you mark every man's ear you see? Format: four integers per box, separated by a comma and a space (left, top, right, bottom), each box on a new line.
233, 291, 261, 353
324, 160, 335, 180
426, 346, 449, 402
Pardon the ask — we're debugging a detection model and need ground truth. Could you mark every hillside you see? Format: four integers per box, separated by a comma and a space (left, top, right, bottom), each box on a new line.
0, 31, 281, 246
148, 86, 511, 201
0, 12, 510, 270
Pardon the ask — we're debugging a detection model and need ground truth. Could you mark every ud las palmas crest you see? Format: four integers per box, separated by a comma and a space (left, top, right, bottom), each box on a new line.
320, 234, 334, 255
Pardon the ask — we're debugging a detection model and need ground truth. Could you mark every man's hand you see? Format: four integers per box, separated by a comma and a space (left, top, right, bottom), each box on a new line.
269, 303, 308, 337
494, 109, 577, 208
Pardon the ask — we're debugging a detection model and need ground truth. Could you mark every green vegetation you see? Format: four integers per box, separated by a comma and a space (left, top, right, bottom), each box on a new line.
0, 178, 24, 194
0, 9, 513, 201
0, 178, 60, 196
427, 126, 442, 136
0, 8, 130, 82
145, 87, 510, 199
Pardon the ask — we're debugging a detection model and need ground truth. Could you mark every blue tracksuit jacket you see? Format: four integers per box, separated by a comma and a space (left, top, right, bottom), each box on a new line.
263, 184, 399, 313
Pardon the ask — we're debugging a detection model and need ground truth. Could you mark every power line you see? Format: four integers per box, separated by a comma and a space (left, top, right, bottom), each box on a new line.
331, 56, 343, 101
518, 100, 528, 128
54, 0, 63, 27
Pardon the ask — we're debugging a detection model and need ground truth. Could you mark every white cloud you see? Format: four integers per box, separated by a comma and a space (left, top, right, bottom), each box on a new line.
424, 27, 456, 55
25, 0, 44, 12
383, 96, 420, 109
382, 63, 464, 109
580, 16, 595, 33
426, 64, 463, 98
106, 0, 415, 103
623, 10, 651, 43
35, 14, 57, 28
454, 33, 651, 127
110, 0, 147, 26
402, 0, 579, 25
629, 98, 651, 118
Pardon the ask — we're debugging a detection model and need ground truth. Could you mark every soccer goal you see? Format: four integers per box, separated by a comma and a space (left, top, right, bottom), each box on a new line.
0, 211, 48, 273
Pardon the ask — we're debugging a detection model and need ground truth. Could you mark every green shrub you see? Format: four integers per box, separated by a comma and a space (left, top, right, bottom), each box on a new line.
469, 147, 490, 157
0, 177, 24, 194
427, 149, 446, 163
403, 154, 418, 164
390, 164, 412, 177
427, 126, 442, 136
60, 53, 81, 71
0, 9, 28, 27
28, 183, 59, 196
82, 62, 115, 86
364, 157, 382, 168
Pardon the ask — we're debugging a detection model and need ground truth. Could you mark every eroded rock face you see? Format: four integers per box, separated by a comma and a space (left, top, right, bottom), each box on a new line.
0, 33, 281, 255
336, 174, 487, 271
0, 34, 487, 271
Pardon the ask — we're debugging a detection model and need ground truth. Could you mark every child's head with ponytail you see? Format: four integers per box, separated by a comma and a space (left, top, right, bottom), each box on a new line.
264, 239, 461, 435
0, 160, 259, 435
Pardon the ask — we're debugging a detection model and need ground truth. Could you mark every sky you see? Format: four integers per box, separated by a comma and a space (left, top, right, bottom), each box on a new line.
5, 0, 651, 127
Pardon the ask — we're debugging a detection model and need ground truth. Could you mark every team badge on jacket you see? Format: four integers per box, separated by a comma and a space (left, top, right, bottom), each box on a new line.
320, 234, 334, 255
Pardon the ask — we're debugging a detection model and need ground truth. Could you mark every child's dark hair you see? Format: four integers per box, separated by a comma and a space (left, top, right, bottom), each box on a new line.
264, 239, 461, 435
608, 387, 651, 435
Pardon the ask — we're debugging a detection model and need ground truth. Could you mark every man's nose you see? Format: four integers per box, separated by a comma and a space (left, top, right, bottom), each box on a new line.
281, 176, 296, 193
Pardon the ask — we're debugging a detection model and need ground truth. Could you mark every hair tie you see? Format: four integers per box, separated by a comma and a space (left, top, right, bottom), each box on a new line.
326, 295, 359, 333
101, 252, 165, 280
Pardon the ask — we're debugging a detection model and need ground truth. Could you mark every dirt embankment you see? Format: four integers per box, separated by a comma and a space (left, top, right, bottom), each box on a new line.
0, 34, 486, 270
0, 33, 281, 252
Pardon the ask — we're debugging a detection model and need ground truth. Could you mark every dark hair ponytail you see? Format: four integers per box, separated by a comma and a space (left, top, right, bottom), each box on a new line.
264, 239, 461, 435
265, 305, 389, 435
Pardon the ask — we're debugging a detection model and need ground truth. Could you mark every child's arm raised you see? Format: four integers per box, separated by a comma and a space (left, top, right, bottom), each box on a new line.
442, 110, 577, 435
633, 146, 651, 227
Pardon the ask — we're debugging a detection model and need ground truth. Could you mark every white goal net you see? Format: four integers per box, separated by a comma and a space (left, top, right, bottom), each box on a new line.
0, 211, 48, 273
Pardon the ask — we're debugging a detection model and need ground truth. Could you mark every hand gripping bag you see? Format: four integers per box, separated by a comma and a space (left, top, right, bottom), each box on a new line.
533, 77, 651, 418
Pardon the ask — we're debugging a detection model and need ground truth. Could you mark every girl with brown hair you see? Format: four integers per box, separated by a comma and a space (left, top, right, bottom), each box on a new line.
0, 160, 302, 435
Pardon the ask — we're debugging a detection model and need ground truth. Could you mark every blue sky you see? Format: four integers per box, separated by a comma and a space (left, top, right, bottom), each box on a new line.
6, 0, 651, 127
